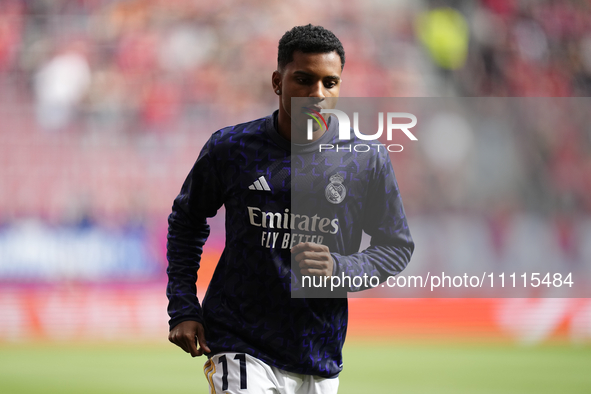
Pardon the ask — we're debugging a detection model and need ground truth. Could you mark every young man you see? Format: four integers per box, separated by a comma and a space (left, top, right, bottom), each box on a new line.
166, 24, 414, 393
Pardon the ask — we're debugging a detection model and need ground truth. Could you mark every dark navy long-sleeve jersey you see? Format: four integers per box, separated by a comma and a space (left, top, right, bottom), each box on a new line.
166, 111, 414, 378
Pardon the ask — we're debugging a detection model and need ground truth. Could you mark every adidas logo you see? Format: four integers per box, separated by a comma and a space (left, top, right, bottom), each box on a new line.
248, 176, 271, 191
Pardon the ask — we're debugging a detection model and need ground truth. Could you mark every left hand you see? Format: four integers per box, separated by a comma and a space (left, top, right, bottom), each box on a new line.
291, 242, 334, 277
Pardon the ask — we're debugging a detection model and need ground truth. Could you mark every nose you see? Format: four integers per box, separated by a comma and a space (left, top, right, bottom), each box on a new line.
309, 81, 325, 99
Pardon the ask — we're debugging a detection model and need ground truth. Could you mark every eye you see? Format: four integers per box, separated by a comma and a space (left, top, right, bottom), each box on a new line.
324, 81, 337, 89
296, 77, 310, 84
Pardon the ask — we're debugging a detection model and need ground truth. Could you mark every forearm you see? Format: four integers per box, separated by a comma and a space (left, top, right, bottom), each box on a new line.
331, 240, 414, 291
166, 204, 211, 329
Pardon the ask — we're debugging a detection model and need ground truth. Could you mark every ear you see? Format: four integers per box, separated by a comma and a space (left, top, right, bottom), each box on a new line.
272, 70, 282, 94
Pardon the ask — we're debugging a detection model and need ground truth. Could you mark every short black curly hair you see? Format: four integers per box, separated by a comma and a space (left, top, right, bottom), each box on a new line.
277, 24, 345, 71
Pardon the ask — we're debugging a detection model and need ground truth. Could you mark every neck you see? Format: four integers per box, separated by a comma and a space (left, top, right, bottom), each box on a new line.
277, 107, 292, 141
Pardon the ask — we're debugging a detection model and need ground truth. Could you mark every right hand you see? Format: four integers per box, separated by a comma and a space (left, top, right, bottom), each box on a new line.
168, 320, 211, 357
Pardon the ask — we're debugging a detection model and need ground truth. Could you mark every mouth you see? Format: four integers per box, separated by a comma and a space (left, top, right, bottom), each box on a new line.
303, 105, 324, 114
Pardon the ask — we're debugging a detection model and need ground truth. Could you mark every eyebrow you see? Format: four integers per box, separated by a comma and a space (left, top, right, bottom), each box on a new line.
293, 70, 341, 80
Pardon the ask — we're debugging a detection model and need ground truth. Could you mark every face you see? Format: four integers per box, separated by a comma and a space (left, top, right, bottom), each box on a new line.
273, 50, 342, 140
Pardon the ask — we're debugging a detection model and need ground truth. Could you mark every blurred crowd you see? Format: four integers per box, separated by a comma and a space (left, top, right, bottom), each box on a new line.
0, 0, 423, 132
1, 0, 591, 276
0, 0, 589, 131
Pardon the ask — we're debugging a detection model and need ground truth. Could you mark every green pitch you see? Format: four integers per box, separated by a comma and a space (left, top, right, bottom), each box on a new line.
0, 339, 589, 394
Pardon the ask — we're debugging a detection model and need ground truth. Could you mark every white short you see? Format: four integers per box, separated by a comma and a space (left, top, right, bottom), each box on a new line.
203, 352, 339, 394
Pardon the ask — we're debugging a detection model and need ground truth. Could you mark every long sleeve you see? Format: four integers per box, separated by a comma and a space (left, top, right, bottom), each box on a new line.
166, 137, 224, 330
331, 152, 414, 291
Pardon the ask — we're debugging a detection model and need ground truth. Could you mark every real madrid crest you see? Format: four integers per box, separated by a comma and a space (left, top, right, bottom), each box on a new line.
325, 173, 347, 204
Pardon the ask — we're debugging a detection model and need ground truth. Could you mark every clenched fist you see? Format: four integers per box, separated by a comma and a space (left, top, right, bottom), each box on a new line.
291, 242, 334, 277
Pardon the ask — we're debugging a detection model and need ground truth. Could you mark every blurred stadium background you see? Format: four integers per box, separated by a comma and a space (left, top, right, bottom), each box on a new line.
1, 0, 591, 393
